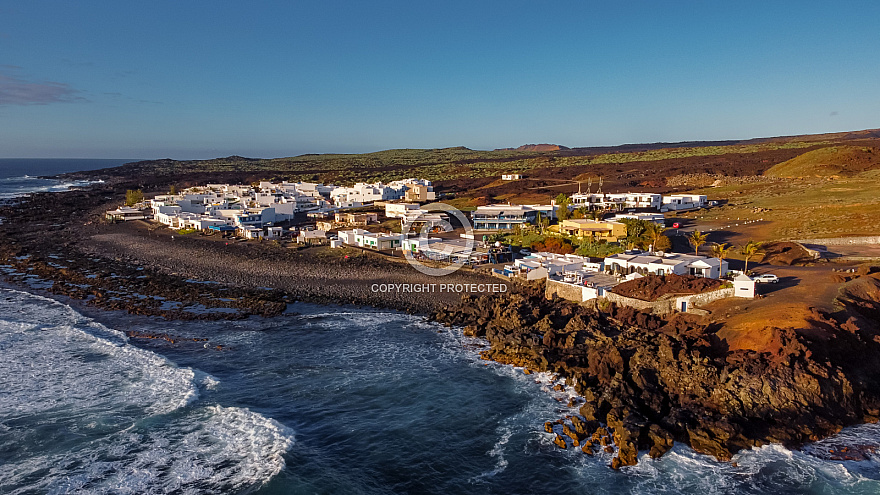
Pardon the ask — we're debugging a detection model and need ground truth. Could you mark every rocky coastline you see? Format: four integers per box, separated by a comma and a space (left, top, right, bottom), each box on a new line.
430, 281, 880, 468
0, 187, 507, 319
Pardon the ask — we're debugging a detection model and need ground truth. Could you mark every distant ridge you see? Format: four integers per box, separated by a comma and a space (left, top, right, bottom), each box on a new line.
560, 128, 880, 156
58, 126, 880, 189
495, 144, 570, 152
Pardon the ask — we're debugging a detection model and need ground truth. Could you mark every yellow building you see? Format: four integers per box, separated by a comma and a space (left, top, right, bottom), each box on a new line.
560, 219, 627, 242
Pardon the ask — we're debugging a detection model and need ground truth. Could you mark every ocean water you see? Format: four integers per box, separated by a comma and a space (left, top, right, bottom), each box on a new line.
0, 159, 135, 200
3, 288, 880, 494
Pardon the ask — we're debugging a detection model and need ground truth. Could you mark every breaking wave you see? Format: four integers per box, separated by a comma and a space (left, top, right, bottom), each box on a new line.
0, 288, 294, 494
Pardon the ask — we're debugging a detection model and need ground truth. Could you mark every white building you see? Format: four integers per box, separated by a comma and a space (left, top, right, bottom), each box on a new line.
569, 192, 661, 210
240, 226, 264, 239
549, 270, 621, 302
501, 252, 604, 280
331, 182, 404, 205
733, 272, 756, 298
297, 230, 327, 245
570, 192, 709, 212
400, 236, 442, 253
604, 251, 727, 279
526, 203, 559, 220
363, 232, 404, 250
471, 203, 558, 230
401, 210, 450, 232
661, 194, 708, 211
105, 206, 147, 222
606, 193, 662, 210
153, 205, 183, 226
569, 193, 606, 208
337, 229, 403, 250
385, 203, 421, 218
211, 208, 276, 227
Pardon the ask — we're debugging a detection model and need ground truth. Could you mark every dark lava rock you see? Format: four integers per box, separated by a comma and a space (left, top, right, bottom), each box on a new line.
430, 284, 880, 467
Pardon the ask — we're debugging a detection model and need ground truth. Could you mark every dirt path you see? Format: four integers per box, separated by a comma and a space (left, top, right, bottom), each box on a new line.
702, 261, 850, 353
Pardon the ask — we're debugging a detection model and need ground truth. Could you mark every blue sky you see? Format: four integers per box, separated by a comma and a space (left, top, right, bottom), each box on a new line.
1, 1, 878, 159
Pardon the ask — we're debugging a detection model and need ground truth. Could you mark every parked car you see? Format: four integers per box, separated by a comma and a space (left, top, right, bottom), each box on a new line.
518, 249, 531, 256
752, 274, 779, 284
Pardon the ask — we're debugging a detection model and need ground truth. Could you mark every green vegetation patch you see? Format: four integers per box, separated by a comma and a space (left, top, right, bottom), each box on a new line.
764, 146, 880, 178
99, 141, 831, 187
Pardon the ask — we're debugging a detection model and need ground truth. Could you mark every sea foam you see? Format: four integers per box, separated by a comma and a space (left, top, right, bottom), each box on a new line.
0, 288, 295, 494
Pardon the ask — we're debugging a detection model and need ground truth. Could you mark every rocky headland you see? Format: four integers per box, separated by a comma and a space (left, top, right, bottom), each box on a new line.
431, 278, 880, 468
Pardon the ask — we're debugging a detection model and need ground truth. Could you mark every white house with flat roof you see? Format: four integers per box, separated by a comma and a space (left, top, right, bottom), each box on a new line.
240, 226, 264, 239
471, 203, 558, 230
105, 206, 147, 222
569, 192, 711, 212
210, 208, 275, 227
337, 229, 368, 245
569, 193, 606, 208
569, 192, 662, 210
661, 194, 708, 211
331, 182, 405, 205
400, 236, 442, 253
550, 270, 621, 302
297, 229, 327, 245
153, 205, 183, 226
357, 231, 404, 250
603, 251, 727, 278
401, 210, 450, 232
191, 217, 227, 230
607, 193, 662, 210
385, 203, 421, 218
337, 229, 404, 250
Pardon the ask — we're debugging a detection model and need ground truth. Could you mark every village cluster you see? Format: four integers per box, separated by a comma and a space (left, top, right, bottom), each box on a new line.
106, 178, 436, 237
106, 179, 756, 308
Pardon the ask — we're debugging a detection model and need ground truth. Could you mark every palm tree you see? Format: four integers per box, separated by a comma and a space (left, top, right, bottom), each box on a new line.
688, 230, 708, 256
740, 240, 763, 273
711, 242, 732, 261
621, 218, 648, 250
645, 223, 668, 252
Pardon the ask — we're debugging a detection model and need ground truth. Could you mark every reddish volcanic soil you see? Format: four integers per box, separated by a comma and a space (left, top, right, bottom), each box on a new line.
611, 274, 724, 301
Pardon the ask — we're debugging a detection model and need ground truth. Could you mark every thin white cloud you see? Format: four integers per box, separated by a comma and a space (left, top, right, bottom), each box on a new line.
0, 73, 82, 105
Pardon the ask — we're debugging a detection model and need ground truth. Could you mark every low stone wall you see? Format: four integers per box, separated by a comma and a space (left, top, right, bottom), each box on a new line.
600, 287, 736, 316
795, 236, 880, 247
602, 291, 673, 315
548, 279, 738, 315
791, 241, 823, 259
675, 287, 735, 311
546, 278, 589, 303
